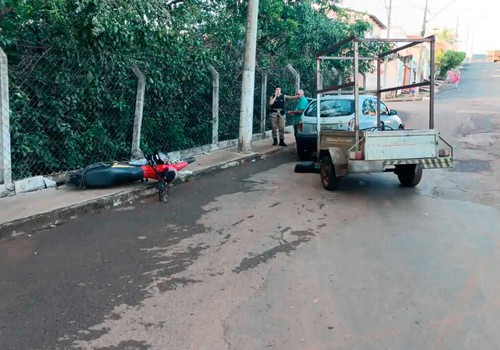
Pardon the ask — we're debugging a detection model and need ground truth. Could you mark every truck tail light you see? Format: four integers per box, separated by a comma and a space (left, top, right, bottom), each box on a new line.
349, 151, 364, 160
298, 121, 303, 132
439, 148, 450, 157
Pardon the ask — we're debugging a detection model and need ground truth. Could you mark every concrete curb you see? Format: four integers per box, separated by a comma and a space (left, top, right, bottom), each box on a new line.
0, 184, 159, 241
0, 146, 286, 241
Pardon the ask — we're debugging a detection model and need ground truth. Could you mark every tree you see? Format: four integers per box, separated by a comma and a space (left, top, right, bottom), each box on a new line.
435, 28, 455, 48
0, 0, 386, 179
432, 27, 459, 78
434, 49, 445, 78
439, 50, 466, 78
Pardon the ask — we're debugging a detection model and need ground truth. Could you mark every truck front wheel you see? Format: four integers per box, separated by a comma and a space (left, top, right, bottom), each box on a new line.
320, 155, 340, 191
396, 164, 423, 187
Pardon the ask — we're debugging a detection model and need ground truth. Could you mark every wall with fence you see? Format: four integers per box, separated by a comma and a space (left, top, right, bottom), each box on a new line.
0, 47, 303, 194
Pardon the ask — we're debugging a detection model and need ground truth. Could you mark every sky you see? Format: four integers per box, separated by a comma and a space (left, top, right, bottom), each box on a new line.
340, 0, 499, 54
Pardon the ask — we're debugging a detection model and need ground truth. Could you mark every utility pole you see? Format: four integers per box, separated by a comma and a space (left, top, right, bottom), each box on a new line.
238, 0, 259, 153
470, 35, 474, 57
416, 0, 429, 82
382, 0, 392, 93
465, 25, 470, 59
386, 0, 392, 39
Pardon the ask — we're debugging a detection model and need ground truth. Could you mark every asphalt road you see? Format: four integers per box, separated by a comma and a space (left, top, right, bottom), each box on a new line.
1, 62, 500, 350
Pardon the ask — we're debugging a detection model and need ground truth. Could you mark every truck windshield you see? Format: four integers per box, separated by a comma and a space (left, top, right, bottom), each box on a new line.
304, 99, 355, 117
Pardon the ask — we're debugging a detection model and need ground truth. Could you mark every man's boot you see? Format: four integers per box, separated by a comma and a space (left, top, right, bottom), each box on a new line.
279, 139, 287, 147
272, 138, 278, 146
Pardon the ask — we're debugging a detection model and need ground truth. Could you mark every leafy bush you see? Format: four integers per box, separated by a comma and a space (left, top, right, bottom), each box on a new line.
438, 50, 466, 78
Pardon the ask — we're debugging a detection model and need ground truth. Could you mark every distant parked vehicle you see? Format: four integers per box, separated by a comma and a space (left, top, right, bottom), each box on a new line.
295, 94, 404, 160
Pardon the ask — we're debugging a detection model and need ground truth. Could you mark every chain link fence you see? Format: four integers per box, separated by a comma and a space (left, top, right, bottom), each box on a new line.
7, 52, 136, 181
138, 66, 214, 154
1, 48, 306, 184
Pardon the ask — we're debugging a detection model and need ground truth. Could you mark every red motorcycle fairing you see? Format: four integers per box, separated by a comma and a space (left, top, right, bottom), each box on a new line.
141, 161, 189, 180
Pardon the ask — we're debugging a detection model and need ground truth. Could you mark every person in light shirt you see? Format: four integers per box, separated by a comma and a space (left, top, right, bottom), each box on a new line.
287, 89, 309, 147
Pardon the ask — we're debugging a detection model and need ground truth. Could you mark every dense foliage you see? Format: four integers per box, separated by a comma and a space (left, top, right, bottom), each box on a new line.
438, 50, 466, 78
0, 0, 382, 179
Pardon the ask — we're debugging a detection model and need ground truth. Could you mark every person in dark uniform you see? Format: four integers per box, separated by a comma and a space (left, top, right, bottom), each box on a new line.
268, 85, 297, 146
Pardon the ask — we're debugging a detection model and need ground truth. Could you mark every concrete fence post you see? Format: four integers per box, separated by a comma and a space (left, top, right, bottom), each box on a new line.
0, 48, 12, 185
131, 66, 145, 159
207, 64, 219, 144
286, 64, 300, 91
238, 0, 259, 154
256, 65, 267, 134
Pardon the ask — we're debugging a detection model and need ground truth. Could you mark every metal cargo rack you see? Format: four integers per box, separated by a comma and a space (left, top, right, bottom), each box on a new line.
296, 35, 454, 190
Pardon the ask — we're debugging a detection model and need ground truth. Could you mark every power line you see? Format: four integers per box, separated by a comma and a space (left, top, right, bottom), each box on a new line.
403, 0, 420, 7
384, 0, 389, 19
426, 0, 459, 22
391, 5, 426, 8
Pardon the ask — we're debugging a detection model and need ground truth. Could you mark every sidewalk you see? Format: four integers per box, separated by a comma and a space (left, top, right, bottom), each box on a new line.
0, 134, 296, 240
383, 82, 447, 103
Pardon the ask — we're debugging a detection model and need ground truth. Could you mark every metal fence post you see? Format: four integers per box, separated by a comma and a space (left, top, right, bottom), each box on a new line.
286, 64, 300, 91
0, 48, 12, 185
207, 65, 219, 144
256, 65, 267, 134
131, 66, 145, 159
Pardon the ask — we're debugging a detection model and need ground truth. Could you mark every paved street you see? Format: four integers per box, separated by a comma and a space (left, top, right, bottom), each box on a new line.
1, 62, 500, 350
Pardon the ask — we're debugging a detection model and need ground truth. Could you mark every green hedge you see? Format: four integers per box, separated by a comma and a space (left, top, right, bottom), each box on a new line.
1, 0, 384, 179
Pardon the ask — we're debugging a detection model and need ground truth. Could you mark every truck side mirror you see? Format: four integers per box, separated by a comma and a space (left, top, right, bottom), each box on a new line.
389, 110, 398, 116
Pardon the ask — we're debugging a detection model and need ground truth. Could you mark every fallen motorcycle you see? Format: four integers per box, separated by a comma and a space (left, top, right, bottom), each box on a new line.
65, 151, 195, 202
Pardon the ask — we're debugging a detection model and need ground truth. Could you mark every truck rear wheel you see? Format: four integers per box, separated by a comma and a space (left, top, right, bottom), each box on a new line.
396, 164, 423, 187
320, 155, 340, 191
